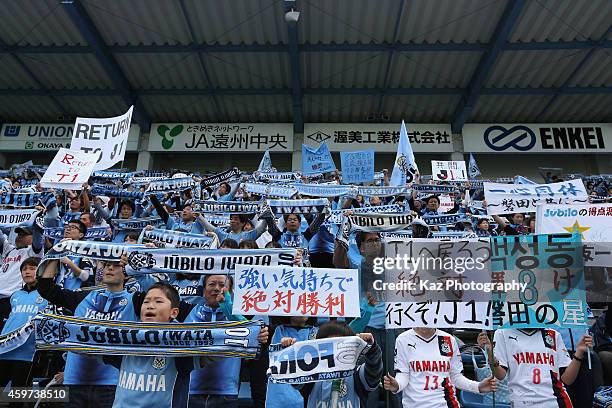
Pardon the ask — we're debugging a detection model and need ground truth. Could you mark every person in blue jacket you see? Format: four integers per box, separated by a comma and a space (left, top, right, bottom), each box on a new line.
0, 257, 49, 389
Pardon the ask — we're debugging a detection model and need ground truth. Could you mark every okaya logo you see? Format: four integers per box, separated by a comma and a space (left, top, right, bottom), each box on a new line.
157, 125, 183, 149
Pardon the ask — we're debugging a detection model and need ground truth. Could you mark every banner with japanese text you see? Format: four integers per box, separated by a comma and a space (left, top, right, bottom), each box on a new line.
232, 265, 360, 317
340, 150, 374, 184
303, 123, 453, 152
490, 233, 587, 329
484, 180, 589, 214
149, 123, 293, 152
431, 160, 468, 181
536, 203, 612, 302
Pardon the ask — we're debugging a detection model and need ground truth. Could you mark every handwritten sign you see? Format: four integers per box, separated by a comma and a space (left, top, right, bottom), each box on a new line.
302, 143, 336, 175
340, 150, 374, 184
431, 160, 467, 181
233, 265, 360, 317
484, 180, 589, 215
40, 148, 97, 189
490, 233, 587, 329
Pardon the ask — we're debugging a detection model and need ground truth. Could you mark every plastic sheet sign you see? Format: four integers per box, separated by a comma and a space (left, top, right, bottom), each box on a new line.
232, 265, 360, 317
70, 106, 133, 170
40, 148, 98, 189
431, 160, 468, 181
340, 150, 375, 184
490, 233, 587, 329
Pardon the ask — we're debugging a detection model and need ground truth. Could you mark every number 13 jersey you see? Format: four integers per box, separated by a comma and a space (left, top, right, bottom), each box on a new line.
394, 329, 463, 408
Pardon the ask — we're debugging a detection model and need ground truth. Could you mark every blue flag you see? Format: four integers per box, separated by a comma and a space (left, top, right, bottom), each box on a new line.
468, 153, 481, 179
302, 143, 336, 175
514, 175, 536, 184
340, 150, 374, 184
257, 150, 275, 173
390, 121, 418, 186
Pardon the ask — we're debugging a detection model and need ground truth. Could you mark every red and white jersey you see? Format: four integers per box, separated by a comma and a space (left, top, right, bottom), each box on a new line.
394, 329, 462, 408
494, 329, 573, 408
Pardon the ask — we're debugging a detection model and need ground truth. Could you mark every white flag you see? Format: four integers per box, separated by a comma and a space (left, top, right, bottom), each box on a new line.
468, 153, 481, 179
390, 121, 419, 186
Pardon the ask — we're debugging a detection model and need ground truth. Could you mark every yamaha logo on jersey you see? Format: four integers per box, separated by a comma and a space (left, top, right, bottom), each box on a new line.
438, 336, 453, 357
542, 330, 556, 351
152, 357, 166, 370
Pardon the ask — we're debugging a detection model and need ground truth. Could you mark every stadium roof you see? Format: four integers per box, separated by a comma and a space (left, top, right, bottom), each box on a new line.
0, 0, 611, 133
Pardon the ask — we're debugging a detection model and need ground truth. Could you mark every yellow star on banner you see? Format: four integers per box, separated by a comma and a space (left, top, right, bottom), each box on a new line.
563, 221, 590, 239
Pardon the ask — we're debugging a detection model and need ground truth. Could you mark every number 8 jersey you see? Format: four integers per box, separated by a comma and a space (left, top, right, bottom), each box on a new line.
394, 329, 480, 408
493, 329, 573, 408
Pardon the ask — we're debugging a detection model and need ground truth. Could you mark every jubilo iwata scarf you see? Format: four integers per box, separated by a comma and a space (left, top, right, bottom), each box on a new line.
34, 314, 262, 358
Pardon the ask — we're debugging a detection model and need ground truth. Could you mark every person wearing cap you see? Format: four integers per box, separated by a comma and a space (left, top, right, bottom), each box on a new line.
0, 223, 44, 325
38, 257, 197, 408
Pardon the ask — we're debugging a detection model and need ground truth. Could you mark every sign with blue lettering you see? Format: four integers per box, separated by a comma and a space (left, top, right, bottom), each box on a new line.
463, 123, 612, 153
484, 180, 589, 215
490, 233, 587, 329
340, 149, 374, 184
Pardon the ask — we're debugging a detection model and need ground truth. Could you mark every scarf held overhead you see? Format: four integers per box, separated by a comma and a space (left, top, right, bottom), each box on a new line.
243, 182, 297, 198
0, 209, 39, 226
266, 198, 328, 215
44, 226, 111, 240
33, 314, 262, 358
111, 216, 165, 231
141, 228, 216, 249
125, 247, 297, 275
193, 200, 262, 214
0, 192, 54, 208
346, 212, 415, 233
201, 169, 241, 188
145, 177, 199, 193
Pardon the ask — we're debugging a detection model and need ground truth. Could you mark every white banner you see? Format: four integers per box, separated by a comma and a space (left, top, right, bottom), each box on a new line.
431, 160, 467, 181
268, 337, 367, 384
536, 204, 612, 300
70, 106, 133, 170
0, 123, 139, 152
303, 123, 453, 152
40, 148, 98, 189
484, 180, 589, 215
233, 265, 360, 317
385, 301, 490, 329
0, 209, 38, 227
463, 123, 612, 153
148, 123, 293, 152
536, 203, 612, 241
